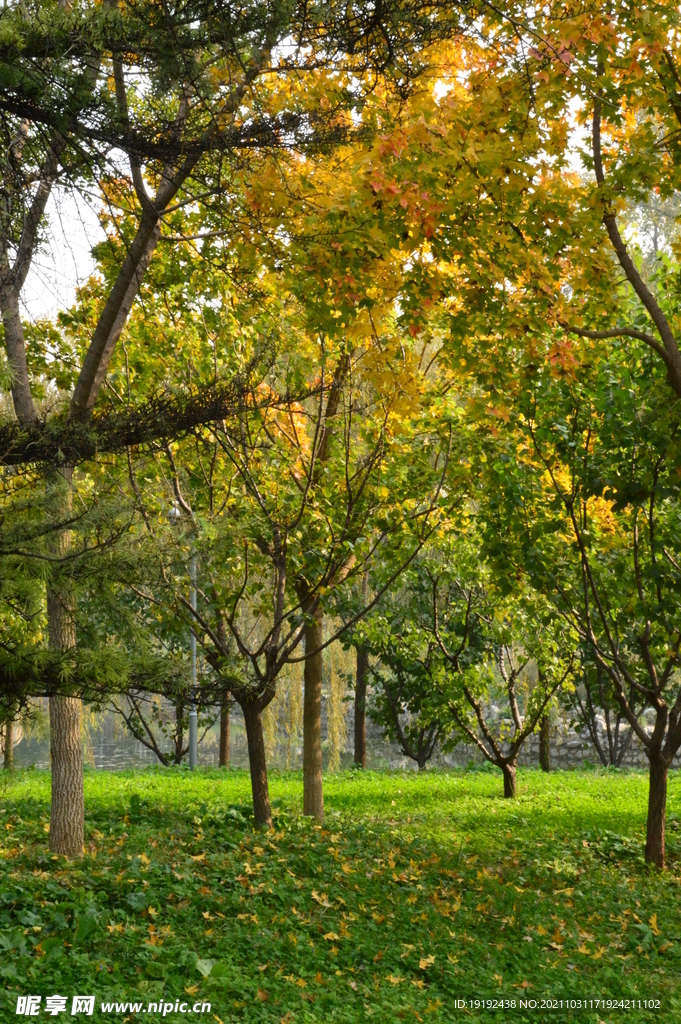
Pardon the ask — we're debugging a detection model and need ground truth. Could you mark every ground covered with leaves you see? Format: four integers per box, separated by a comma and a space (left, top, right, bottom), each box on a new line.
0, 768, 680, 1023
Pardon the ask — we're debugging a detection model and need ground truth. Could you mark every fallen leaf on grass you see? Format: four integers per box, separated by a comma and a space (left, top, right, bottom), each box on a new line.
256, 989, 268, 1002
419, 954, 435, 969
649, 914, 660, 936
323, 932, 340, 941
387, 974, 404, 985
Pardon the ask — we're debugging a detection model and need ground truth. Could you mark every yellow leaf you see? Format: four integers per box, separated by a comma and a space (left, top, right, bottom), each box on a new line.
185, 985, 199, 996
341, 862, 353, 874
649, 914, 660, 936
323, 932, 340, 941
577, 944, 590, 955
536, 925, 548, 936
387, 974, 404, 985
295, 978, 307, 989
419, 954, 435, 970
494, 973, 503, 987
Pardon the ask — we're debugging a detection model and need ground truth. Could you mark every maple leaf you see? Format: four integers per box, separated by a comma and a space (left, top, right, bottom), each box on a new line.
419, 954, 436, 969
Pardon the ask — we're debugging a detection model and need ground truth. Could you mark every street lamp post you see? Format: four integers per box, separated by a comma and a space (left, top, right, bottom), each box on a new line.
169, 503, 198, 769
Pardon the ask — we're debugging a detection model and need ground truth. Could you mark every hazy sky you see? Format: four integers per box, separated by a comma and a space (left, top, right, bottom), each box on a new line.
23, 189, 102, 323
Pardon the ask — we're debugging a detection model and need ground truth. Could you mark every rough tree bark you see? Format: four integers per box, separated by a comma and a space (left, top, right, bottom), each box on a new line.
539, 714, 551, 773
47, 467, 84, 857
219, 698, 230, 768
645, 754, 668, 869
502, 760, 517, 799
3, 719, 13, 770
354, 645, 368, 769
303, 607, 324, 821
242, 701, 272, 827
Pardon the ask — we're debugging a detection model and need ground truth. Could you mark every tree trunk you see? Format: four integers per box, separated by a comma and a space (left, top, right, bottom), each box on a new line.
219, 700, 230, 768
3, 719, 13, 770
49, 696, 84, 856
502, 761, 517, 798
539, 714, 551, 773
303, 607, 324, 821
242, 702, 272, 827
47, 467, 84, 857
354, 645, 368, 768
645, 754, 668, 869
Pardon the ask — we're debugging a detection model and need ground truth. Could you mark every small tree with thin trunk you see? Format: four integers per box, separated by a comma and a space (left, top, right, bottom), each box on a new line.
481, 328, 681, 866
360, 534, 573, 795
562, 660, 642, 768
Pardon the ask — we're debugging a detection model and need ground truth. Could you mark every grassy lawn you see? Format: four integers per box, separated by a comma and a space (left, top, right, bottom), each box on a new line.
1, 767, 680, 1023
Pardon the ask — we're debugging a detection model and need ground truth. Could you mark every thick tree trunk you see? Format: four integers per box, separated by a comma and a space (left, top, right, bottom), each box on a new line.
303, 607, 324, 821
49, 696, 84, 856
242, 702, 272, 827
539, 714, 551, 773
354, 645, 368, 768
645, 754, 668, 869
3, 719, 13, 770
219, 700, 230, 768
1, 291, 37, 424
47, 467, 84, 857
502, 761, 517, 799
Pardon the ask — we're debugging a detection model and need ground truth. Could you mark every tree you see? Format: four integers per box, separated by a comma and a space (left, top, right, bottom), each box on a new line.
481, 328, 681, 866
357, 531, 573, 794
0, 0, 471, 854
563, 657, 642, 769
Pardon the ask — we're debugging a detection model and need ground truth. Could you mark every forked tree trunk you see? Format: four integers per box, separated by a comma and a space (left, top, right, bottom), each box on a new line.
645, 754, 668, 869
219, 700, 230, 768
242, 702, 272, 827
539, 714, 551, 773
502, 761, 517, 799
3, 720, 13, 771
354, 646, 368, 769
303, 607, 324, 821
48, 467, 84, 858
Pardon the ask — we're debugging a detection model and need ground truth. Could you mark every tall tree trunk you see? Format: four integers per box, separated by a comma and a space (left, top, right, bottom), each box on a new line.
645, 754, 668, 869
242, 702, 272, 827
303, 607, 324, 821
219, 699, 230, 768
3, 719, 13, 770
354, 645, 368, 769
539, 714, 551, 773
48, 467, 84, 858
502, 761, 517, 799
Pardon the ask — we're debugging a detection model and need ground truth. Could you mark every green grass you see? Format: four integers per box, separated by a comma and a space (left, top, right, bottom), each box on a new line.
1, 767, 680, 1023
